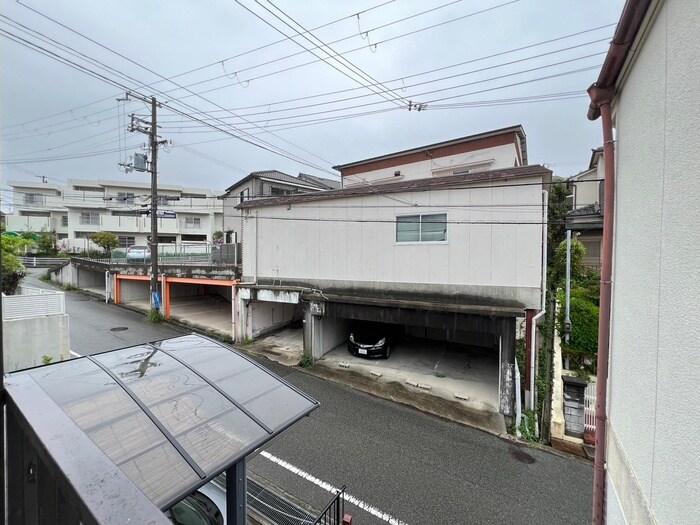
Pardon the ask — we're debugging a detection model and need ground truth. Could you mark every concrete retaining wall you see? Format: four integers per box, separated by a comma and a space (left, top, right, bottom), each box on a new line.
3, 314, 70, 372
248, 301, 298, 338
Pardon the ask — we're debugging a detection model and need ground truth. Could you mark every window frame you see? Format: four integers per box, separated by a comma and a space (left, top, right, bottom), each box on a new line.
395, 212, 448, 245
23, 193, 46, 206
79, 211, 100, 226
185, 217, 201, 229
117, 235, 136, 248
116, 192, 135, 205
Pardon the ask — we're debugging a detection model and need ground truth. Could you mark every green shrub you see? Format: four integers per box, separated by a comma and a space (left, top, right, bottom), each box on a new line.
519, 410, 537, 442
299, 353, 313, 368
147, 309, 164, 323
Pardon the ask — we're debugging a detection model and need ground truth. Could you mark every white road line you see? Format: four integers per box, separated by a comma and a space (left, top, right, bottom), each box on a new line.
260, 450, 409, 525
69, 350, 82, 358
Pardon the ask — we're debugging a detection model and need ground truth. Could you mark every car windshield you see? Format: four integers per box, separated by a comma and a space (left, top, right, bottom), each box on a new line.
168, 491, 223, 525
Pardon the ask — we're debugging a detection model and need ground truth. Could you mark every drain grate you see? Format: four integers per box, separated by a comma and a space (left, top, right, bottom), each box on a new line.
110, 327, 129, 332
247, 477, 317, 525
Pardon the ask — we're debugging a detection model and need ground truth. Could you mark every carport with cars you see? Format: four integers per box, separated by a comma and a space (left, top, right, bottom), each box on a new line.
303, 293, 518, 419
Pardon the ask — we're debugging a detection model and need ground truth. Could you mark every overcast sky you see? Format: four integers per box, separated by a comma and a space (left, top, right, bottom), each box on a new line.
1, 0, 624, 201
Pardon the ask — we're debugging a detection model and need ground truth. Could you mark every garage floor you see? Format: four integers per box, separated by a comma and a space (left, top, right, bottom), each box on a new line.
321, 338, 501, 413
245, 327, 501, 416
121, 295, 233, 337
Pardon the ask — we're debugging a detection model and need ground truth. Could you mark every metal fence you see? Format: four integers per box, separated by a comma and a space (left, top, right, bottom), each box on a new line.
2, 287, 66, 320
584, 382, 596, 434
313, 486, 346, 525
19, 256, 70, 268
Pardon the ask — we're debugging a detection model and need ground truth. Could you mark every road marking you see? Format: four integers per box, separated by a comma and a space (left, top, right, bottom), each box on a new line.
260, 450, 409, 525
70, 350, 82, 358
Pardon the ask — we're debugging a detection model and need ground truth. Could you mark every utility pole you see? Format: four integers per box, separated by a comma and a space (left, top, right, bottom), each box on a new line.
122, 93, 167, 311
149, 96, 159, 311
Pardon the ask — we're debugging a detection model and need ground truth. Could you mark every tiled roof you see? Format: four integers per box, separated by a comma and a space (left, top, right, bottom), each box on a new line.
567, 203, 601, 217
332, 125, 527, 171
238, 164, 551, 209
224, 170, 332, 193
297, 173, 341, 189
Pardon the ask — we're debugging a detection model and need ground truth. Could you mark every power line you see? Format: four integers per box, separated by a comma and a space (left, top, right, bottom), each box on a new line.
236, 0, 407, 108
155, 37, 608, 127
0, 24, 334, 176
159, 62, 600, 135
2, 19, 613, 138
1, 0, 397, 132
1, 12, 336, 174
171, 0, 521, 94
209, 25, 614, 113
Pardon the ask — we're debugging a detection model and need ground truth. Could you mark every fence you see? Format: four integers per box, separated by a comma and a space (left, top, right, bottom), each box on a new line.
2, 287, 66, 320
19, 256, 69, 268
313, 486, 346, 525
584, 382, 596, 435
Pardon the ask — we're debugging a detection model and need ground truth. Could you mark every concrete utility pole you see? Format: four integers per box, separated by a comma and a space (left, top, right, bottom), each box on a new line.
149, 96, 159, 310
123, 93, 166, 311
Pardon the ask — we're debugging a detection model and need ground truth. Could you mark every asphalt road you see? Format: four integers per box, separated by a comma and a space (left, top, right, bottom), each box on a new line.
26, 270, 594, 524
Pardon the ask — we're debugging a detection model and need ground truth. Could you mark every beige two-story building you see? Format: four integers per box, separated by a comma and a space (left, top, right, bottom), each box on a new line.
234, 126, 549, 421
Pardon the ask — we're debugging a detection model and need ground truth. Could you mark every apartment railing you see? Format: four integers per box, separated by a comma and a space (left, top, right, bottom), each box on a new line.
19, 256, 70, 268
2, 287, 65, 320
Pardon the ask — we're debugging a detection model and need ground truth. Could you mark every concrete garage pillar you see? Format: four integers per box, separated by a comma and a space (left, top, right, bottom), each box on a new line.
304, 301, 324, 361
498, 317, 516, 419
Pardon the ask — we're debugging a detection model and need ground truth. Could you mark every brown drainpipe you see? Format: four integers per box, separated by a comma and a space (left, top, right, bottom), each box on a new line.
586, 3, 654, 522
587, 84, 615, 525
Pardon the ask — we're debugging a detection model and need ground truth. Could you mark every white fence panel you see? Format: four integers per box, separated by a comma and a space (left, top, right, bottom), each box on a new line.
2, 288, 65, 320
584, 382, 597, 433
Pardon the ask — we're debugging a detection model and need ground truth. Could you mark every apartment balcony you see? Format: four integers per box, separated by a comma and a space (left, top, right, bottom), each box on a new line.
97, 215, 181, 234
5, 215, 52, 232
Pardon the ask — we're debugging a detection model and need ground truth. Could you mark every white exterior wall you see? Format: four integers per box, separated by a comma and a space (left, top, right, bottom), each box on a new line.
343, 143, 518, 187
223, 179, 255, 243
607, 1, 700, 523
6, 178, 222, 251
242, 177, 544, 308
572, 169, 601, 208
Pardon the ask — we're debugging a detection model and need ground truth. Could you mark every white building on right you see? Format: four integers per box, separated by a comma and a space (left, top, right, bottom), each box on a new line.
587, 0, 699, 523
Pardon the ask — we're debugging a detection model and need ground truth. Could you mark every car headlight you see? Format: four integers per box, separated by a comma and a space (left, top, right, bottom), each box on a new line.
377, 338, 386, 346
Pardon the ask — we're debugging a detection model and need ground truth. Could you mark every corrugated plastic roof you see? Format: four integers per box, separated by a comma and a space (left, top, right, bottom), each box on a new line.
7, 334, 318, 510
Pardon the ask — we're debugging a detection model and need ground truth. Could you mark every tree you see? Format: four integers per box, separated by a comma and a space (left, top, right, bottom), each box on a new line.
90, 232, 119, 255
212, 230, 224, 245
2, 235, 30, 294
547, 177, 571, 271
37, 229, 57, 256
557, 287, 600, 371
551, 237, 586, 289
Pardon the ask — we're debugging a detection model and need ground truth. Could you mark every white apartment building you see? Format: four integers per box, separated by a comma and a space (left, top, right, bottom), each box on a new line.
5, 178, 223, 252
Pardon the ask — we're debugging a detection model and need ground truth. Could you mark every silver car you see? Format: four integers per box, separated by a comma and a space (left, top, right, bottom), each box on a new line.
126, 244, 151, 262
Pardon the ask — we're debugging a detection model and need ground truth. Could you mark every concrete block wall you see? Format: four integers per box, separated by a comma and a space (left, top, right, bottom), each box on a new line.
3, 315, 70, 372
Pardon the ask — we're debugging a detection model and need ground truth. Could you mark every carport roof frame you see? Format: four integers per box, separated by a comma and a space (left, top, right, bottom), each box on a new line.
4, 334, 319, 512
